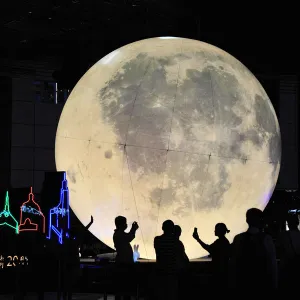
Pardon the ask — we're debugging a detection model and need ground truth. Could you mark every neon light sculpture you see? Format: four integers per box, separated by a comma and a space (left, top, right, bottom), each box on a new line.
47, 172, 70, 244
288, 209, 300, 215
133, 244, 140, 262
0, 191, 19, 234
19, 187, 45, 233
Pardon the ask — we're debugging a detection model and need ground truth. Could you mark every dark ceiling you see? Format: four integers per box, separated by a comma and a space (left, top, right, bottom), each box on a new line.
1, 0, 299, 87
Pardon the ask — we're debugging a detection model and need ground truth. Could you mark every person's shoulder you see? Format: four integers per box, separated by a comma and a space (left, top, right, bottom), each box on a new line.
113, 230, 122, 238
261, 232, 273, 242
154, 235, 161, 242
155, 233, 164, 239
233, 232, 246, 242
223, 238, 230, 245
177, 239, 184, 248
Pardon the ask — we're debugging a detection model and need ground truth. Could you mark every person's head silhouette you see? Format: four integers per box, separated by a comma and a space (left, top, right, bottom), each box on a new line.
246, 208, 263, 229
214, 223, 230, 237
115, 216, 127, 231
162, 219, 174, 235
174, 225, 182, 239
287, 214, 299, 231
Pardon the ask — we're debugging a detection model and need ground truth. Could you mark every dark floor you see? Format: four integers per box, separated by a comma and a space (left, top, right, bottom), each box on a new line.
1, 294, 135, 300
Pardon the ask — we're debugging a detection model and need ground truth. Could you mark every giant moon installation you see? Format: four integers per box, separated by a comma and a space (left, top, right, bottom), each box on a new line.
55, 37, 281, 259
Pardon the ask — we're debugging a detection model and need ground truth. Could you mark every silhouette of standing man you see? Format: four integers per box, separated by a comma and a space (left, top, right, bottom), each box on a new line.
113, 216, 139, 300
154, 220, 178, 300
230, 208, 277, 289
278, 214, 300, 288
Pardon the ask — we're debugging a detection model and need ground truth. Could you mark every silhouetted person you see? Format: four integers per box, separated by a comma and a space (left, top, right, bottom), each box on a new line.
230, 208, 277, 289
59, 215, 93, 300
113, 216, 139, 300
278, 214, 300, 288
174, 225, 189, 298
174, 225, 189, 269
154, 220, 178, 300
193, 223, 230, 288
113, 216, 139, 264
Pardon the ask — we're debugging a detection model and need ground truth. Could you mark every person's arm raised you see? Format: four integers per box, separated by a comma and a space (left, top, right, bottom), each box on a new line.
85, 215, 93, 231
192, 230, 211, 252
126, 221, 139, 243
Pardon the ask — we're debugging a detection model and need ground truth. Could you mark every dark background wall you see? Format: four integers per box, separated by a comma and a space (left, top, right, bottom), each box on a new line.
0, 76, 12, 191
5, 70, 299, 194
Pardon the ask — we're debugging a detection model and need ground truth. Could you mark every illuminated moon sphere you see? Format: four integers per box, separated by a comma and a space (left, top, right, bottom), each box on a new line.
55, 37, 281, 259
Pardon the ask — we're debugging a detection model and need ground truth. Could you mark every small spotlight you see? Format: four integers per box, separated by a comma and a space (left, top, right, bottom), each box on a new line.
28, 11, 32, 14
48, 17, 52, 20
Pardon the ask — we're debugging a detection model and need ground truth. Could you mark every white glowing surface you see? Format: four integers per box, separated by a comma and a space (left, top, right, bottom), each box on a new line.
100, 50, 120, 65
55, 37, 281, 259
159, 36, 179, 39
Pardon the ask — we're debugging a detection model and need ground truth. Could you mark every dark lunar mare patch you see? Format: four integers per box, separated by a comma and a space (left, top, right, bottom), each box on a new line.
254, 94, 281, 166
67, 169, 76, 184
96, 50, 280, 215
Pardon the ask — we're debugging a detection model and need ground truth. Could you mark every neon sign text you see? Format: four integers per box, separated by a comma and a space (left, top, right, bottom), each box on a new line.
21, 205, 43, 215
52, 207, 69, 216
0, 255, 29, 268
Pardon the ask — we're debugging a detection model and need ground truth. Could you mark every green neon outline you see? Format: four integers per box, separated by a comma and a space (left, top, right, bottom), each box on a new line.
0, 191, 19, 234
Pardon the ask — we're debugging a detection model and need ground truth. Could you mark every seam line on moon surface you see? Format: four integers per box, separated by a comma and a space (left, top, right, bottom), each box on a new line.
124, 146, 148, 259
153, 41, 182, 239
166, 39, 183, 152
58, 135, 276, 164
197, 154, 211, 218
121, 143, 125, 217
205, 51, 216, 151
121, 57, 152, 259
123, 58, 153, 146
230, 183, 242, 210
154, 148, 169, 239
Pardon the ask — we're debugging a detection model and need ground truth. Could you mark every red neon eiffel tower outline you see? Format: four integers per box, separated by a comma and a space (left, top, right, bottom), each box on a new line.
19, 187, 45, 233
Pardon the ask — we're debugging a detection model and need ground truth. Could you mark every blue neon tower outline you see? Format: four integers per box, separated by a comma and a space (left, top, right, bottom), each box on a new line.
47, 172, 70, 244
0, 191, 19, 234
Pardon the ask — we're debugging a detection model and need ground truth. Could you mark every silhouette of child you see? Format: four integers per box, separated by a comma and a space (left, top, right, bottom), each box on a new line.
113, 216, 139, 265
113, 216, 139, 300
174, 225, 189, 269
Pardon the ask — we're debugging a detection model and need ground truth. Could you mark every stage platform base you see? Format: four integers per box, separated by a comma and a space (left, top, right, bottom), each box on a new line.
1, 294, 118, 300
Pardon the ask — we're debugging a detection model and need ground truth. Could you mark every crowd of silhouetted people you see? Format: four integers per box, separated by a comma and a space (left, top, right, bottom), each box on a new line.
7, 207, 300, 299
113, 207, 300, 299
